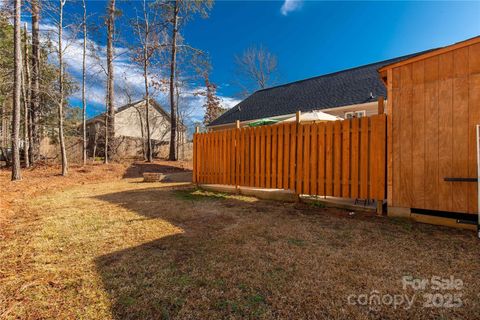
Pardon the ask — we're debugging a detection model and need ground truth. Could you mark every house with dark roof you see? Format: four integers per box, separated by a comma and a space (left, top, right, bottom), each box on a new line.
208, 50, 433, 129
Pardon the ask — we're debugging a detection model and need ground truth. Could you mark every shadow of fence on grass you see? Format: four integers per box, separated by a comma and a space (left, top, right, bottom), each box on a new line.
93, 186, 265, 319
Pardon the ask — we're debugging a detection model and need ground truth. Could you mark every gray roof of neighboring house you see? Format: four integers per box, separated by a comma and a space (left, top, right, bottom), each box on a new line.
209, 50, 433, 127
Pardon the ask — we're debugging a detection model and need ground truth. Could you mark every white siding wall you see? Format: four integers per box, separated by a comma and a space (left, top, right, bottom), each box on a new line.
115, 102, 170, 141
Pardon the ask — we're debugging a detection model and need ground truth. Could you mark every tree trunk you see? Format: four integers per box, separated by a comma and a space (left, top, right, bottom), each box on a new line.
1, 100, 11, 167
143, 1, 152, 162
11, 0, 22, 180
30, 0, 40, 165
58, 0, 68, 176
20, 61, 29, 168
105, 0, 116, 163
22, 23, 31, 168
93, 128, 98, 161
135, 107, 147, 160
104, 97, 108, 163
82, 0, 87, 165
168, 0, 179, 161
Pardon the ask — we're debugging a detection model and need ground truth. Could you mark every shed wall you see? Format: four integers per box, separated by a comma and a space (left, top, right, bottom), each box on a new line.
388, 42, 480, 214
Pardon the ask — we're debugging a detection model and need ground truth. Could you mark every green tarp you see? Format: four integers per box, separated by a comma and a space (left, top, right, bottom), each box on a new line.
247, 119, 280, 127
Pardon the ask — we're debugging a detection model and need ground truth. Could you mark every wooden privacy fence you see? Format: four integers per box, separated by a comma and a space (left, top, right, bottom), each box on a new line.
193, 114, 387, 200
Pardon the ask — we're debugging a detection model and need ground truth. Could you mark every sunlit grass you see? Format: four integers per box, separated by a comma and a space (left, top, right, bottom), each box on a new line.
173, 188, 258, 203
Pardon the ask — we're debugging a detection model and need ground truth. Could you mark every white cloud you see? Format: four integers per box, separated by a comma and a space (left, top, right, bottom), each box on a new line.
280, 0, 303, 16
32, 22, 240, 127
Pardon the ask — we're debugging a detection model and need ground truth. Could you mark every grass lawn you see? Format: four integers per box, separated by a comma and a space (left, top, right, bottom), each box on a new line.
0, 164, 479, 319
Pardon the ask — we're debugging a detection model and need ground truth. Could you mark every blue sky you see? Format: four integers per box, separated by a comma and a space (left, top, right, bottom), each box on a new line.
19, 0, 480, 123
186, 0, 480, 98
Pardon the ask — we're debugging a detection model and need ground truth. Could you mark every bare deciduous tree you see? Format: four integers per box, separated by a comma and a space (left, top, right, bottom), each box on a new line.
167, 0, 179, 161
30, 0, 41, 165
132, 0, 161, 162
11, 0, 22, 180
22, 23, 31, 168
105, 0, 115, 164
57, 0, 68, 176
234, 45, 278, 97
158, 0, 213, 161
81, 0, 87, 165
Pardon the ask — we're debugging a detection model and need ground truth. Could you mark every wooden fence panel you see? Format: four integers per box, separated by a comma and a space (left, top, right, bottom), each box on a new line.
193, 115, 387, 200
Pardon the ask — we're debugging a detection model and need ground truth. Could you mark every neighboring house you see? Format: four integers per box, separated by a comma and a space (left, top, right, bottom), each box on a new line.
208, 50, 434, 130
86, 99, 187, 159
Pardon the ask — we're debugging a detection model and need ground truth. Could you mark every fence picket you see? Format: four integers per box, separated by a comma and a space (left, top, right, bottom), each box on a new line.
360, 117, 369, 198
277, 125, 283, 188
310, 124, 318, 195
272, 125, 278, 188
296, 124, 304, 194
334, 121, 342, 197
318, 123, 326, 195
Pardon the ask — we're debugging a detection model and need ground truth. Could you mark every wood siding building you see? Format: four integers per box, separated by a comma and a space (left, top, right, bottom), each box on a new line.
380, 36, 480, 223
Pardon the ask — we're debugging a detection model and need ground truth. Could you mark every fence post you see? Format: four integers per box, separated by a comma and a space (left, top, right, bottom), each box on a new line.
235, 120, 240, 194
378, 96, 385, 115
376, 101, 386, 216
295, 111, 301, 201
193, 126, 199, 185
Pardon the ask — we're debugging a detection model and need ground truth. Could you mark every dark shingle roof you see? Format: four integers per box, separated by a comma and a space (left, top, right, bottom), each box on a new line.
209, 50, 433, 127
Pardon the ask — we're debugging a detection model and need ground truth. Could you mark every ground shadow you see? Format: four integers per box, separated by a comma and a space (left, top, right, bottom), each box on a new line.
122, 162, 191, 179
93, 187, 270, 319
93, 187, 479, 320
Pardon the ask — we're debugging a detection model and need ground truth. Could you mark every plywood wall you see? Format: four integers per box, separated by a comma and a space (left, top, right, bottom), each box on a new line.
388, 42, 480, 214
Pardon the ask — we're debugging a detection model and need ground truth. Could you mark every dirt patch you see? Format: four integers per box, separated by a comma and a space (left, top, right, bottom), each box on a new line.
122, 160, 192, 179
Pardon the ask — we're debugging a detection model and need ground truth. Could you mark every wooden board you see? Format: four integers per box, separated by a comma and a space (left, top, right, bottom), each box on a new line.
289, 123, 296, 190
325, 122, 333, 196
451, 47, 469, 212
350, 119, 359, 199
411, 60, 425, 208
468, 43, 480, 213
333, 121, 342, 197
359, 117, 369, 199
277, 125, 284, 189
342, 120, 350, 197
437, 51, 454, 211
310, 124, 318, 195
303, 124, 311, 195
296, 124, 304, 194
283, 124, 290, 190
318, 123, 326, 195
424, 56, 440, 210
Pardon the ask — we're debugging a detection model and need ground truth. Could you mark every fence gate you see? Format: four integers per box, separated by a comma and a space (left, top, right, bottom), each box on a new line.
193, 114, 387, 201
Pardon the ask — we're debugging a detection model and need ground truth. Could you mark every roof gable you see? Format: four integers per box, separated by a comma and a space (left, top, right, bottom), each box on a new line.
86, 99, 170, 124
379, 36, 480, 72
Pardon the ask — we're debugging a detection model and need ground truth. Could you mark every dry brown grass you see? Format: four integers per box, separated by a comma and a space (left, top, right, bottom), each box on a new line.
0, 163, 479, 319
